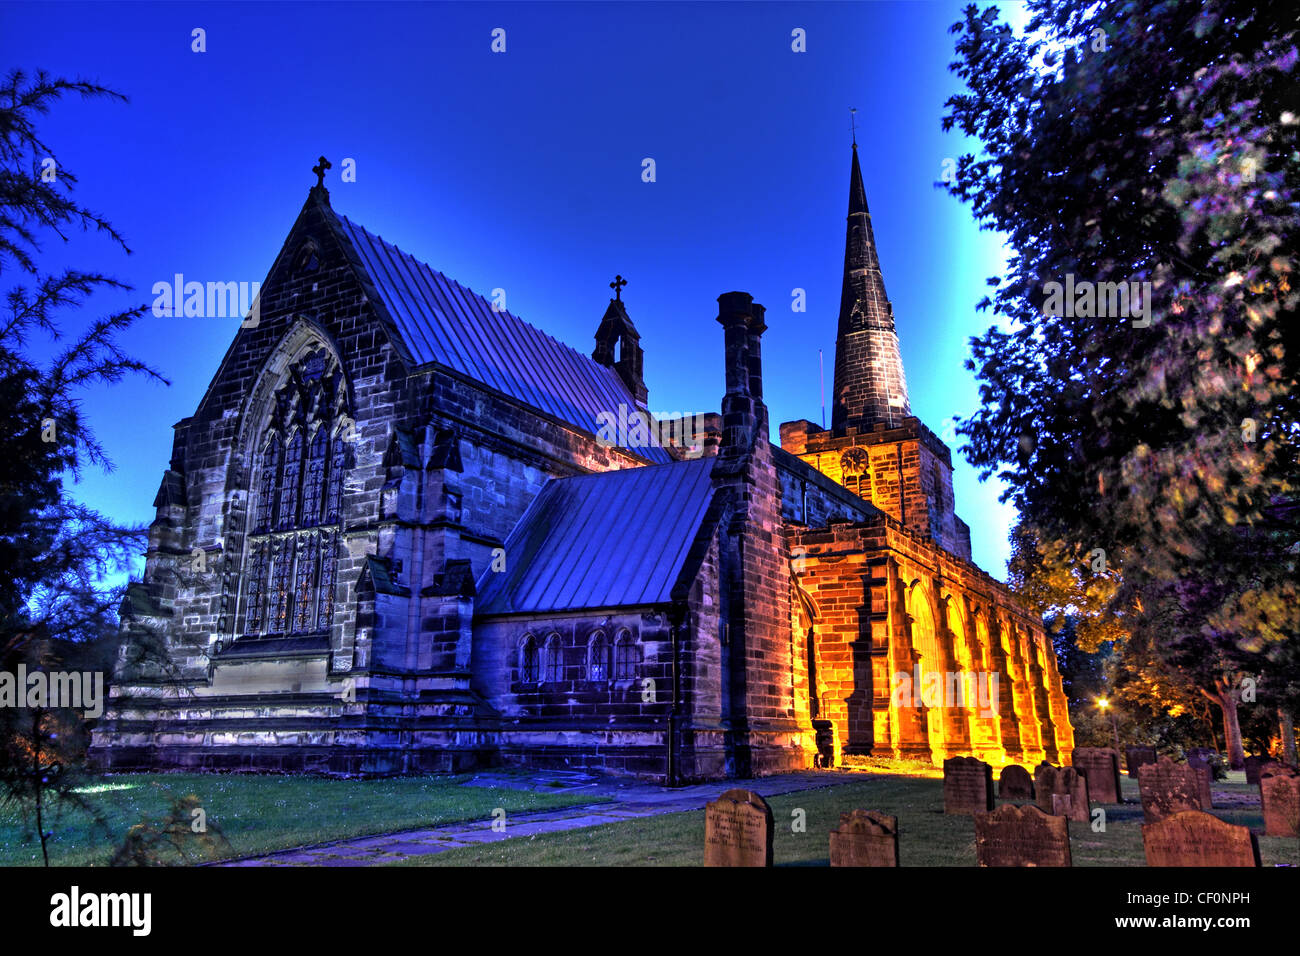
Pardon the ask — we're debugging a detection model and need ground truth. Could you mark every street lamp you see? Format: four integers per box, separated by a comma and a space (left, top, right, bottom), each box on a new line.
1097, 697, 1121, 751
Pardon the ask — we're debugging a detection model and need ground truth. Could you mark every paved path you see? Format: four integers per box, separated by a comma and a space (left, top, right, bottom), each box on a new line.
218, 769, 858, 867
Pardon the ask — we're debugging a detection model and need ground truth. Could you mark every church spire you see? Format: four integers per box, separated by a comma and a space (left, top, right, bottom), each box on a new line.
830, 141, 910, 430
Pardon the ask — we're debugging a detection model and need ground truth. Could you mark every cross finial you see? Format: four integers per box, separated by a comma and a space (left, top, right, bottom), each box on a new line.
312, 156, 332, 189
850, 108, 858, 147
610, 274, 627, 302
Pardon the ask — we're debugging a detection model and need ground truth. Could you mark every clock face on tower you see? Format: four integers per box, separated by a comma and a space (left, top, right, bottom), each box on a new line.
840, 446, 870, 475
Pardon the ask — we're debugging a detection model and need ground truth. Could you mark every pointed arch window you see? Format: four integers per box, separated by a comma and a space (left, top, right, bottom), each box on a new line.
519, 634, 539, 684
239, 347, 350, 639
278, 431, 303, 530
256, 436, 281, 533
543, 634, 563, 683
302, 427, 328, 526
588, 631, 608, 682
613, 630, 637, 680
326, 434, 347, 524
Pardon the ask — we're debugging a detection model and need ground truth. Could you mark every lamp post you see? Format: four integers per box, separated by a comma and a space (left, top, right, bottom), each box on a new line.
1097, 697, 1121, 751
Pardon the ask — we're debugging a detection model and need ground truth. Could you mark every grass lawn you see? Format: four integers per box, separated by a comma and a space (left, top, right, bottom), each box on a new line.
396, 771, 1300, 867
0, 771, 609, 866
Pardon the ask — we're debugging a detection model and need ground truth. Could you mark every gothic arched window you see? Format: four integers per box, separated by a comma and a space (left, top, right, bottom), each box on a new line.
613, 630, 637, 680
278, 431, 303, 530
543, 634, 563, 683
256, 435, 281, 533
326, 434, 347, 524
519, 634, 539, 683
588, 631, 608, 682
302, 427, 328, 526
240, 347, 350, 639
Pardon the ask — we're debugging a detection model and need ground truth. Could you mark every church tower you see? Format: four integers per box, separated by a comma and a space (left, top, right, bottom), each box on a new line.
780, 141, 972, 560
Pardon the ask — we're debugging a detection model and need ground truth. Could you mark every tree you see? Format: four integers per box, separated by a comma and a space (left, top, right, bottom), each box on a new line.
943, 1, 1299, 766
0, 70, 168, 862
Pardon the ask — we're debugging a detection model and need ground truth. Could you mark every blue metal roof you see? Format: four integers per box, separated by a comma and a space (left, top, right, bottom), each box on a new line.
335, 214, 670, 463
476, 456, 717, 615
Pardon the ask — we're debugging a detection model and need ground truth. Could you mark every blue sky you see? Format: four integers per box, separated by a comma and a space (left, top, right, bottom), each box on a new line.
2, 0, 1028, 580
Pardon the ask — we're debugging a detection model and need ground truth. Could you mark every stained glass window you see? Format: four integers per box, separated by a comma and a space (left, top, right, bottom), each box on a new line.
326, 436, 346, 524
321, 535, 338, 630
269, 543, 292, 633
303, 427, 327, 526
293, 535, 316, 633
256, 436, 280, 532
278, 431, 302, 530
588, 632, 608, 681
244, 544, 266, 634
242, 351, 348, 642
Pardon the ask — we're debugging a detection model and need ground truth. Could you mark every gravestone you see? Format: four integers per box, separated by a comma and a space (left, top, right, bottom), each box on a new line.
943, 756, 994, 814
1193, 765, 1213, 809
1259, 765, 1300, 838
1186, 747, 1215, 772
1126, 746, 1157, 779
1243, 756, 1269, 787
999, 765, 1035, 802
1142, 810, 1260, 867
828, 810, 899, 867
704, 788, 773, 866
1072, 747, 1123, 804
974, 804, 1071, 867
1138, 757, 1203, 823
1034, 763, 1090, 822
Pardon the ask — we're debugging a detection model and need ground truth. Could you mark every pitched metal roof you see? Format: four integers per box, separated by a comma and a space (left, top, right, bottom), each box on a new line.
476, 456, 717, 615
335, 214, 669, 463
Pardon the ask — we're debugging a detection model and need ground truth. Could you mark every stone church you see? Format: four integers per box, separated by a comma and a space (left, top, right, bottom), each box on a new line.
90, 145, 1073, 781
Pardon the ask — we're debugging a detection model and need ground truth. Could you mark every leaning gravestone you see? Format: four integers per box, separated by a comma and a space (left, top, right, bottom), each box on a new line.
999, 765, 1035, 802
944, 756, 994, 814
1072, 747, 1123, 804
1034, 763, 1090, 822
975, 804, 1071, 867
1259, 765, 1300, 838
828, 810, 899, 867
1142, 810, 1260, 867
1186, 747, 1215, 771
1138, 757, 1203, 823
1126, 746, 1157, 779
704, 788, 773, 867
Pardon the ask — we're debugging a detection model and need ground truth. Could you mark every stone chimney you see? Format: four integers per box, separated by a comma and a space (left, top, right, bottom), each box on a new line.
711, 291, 807, 776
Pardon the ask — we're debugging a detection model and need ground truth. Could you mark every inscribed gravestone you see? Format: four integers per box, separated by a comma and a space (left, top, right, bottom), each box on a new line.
974, 804, 1071, 867
1142, 810, 1260, 867
704, 788, 773, 867
1126, 746, 1157, 779
1072, 747, 1123, 804
1034, 763, 1089, 821
1259, 765, 1300, 838
828, 810, 899, 867
1138, 757, 1203, 823
944, 756, 994, 814
999, 765, 1035, 802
